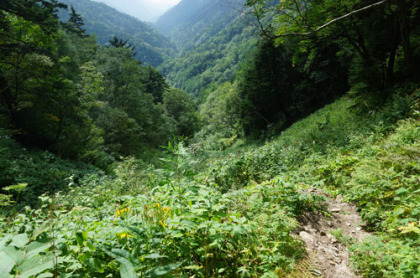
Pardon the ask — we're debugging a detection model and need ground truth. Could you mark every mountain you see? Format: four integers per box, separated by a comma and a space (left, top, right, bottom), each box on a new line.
156, 0, 259, 100
59, 0, 176, 66
92, 0, 174, 22
155, 0, 245, 52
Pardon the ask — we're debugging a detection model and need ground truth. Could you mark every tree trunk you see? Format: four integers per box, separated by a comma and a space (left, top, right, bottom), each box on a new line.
0, 71, 16, 119
396, 0, 414, 76
386, 15, 400, 85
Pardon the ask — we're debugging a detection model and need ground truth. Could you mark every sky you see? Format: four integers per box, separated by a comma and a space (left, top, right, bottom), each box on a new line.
93, 0, 181, 22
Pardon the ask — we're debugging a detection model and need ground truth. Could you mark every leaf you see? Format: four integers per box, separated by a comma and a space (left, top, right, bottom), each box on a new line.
125, 225, 145, 237
0, 273, 13, 278
11, 233, 29, 248
32, 223, 50, 239
232, 225, 246, 237
3, 183, 27, 193
0, 251, 15, 274
75, 231, 87, 246
111, 248, 138, 265
103, 248, 137, 278
3, 246, 23, 265
84, 258, 105, 273
17, 254, 54, 278
395, 188, 409, 195
398, 222, 420, 235
0, 235, 11, 251
36, 273, 54, 278
26, 238, 52, 258
119, 258, 137, 278
144, 253, 168, 259
144, 261, 184, 277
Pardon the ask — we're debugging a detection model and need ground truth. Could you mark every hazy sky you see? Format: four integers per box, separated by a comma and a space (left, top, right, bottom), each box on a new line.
93, 0, 181, 22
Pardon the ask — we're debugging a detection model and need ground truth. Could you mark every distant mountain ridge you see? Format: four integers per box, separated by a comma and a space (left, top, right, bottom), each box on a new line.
91, 0, 166, 22
155, 0, 245, 52
59, 0, 176, 66
156, 0, 259, 100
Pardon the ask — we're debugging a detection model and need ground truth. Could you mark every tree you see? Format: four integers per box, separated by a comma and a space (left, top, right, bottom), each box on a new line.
246, 0, 420, 88
109, 36, 137, 57
66, 6, 86, 37
0, 0, 67, 33
237, 39, 299, 135
199, 82, 242, 140
163, 89, 200, 137
144, 66, 168, 103
236, 35, 349, 136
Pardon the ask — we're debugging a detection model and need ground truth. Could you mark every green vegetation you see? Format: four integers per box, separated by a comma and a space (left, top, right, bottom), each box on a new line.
155, 0, 244, 53
0, 0, 198, 168
1, 87, 418, 277
157, 2, 259, 101
1, 0, 420, 277
58, 0, 176, 66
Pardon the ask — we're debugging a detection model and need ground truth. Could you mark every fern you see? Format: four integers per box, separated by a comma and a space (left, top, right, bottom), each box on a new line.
276, 256, 322, 278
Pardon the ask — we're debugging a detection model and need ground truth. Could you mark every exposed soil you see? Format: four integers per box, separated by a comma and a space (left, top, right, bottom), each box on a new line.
297, 188, 372, 278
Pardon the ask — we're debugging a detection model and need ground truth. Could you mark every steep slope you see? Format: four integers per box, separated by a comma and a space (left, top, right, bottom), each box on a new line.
155, 0, 245, 52
59, 0, 176, 66
156, 0, 259, 101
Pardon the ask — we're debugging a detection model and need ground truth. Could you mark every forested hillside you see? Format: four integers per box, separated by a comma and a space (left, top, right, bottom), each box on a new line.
0, 0, 198, 169
158, 11, 258, 100
155, 0, 244, 52
1, 0, 419, 277
58, 0, 176, 66
156, 0, 259, 101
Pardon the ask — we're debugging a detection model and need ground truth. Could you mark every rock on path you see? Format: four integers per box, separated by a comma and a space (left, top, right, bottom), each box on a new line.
297, 189, 372, 278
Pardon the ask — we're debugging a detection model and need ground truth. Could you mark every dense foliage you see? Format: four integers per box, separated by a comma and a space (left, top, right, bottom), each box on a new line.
190, 0, 420, 139
1, 0, 420, 277
157, 1, 259, 102
245, 0, 420, 91
155, 0, 244, 53
1, 88, 418, 278
0, 0, 199, 168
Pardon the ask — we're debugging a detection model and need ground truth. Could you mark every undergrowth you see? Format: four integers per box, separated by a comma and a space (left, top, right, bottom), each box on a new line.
1, 89, 418, 277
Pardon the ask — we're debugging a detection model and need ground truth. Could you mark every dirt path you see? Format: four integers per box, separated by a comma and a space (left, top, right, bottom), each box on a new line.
297, 189, 372, 278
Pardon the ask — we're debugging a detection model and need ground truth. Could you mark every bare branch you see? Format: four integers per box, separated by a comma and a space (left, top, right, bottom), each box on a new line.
261, 0, 389, 38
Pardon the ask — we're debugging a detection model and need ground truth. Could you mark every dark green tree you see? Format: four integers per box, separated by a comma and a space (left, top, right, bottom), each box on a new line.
163, 89, 200, 137
246, 0, 420, 91
237, 37, 349, 136
144, 66, 169, 103
109, 36, 137, 57
66, 6, 86, 37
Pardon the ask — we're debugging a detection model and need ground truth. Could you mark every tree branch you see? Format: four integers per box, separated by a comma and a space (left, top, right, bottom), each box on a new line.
264, 0, 389, 38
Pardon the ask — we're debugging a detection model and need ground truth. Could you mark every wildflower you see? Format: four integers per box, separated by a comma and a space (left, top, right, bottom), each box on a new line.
116, 232, 133, 239
159, 220, 167, 228
162, 207, 171, 214
115, 207, 129, 218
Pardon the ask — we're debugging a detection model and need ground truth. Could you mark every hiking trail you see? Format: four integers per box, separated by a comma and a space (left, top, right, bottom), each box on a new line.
298, 188, 372, 278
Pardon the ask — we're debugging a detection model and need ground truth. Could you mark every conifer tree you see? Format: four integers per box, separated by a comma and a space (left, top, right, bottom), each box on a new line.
67, 6, 86, 37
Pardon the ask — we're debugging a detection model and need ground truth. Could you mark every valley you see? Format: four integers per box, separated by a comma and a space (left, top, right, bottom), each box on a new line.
0, 0, 419, 277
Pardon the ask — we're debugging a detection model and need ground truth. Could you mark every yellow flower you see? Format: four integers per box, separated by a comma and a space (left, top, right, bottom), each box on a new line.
115, 207, 129, 218
159, 220, 167, 228
116, 232, 133, 239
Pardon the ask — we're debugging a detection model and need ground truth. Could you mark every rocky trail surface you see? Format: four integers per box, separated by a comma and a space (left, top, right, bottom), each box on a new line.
297, 188, 373, 278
